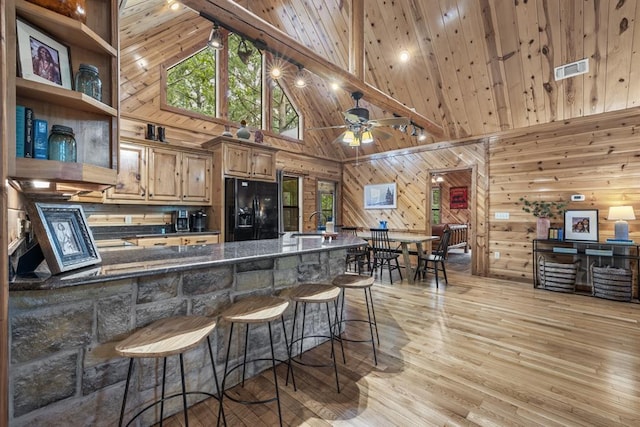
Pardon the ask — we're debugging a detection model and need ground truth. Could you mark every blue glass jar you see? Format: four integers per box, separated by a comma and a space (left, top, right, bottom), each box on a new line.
48, 125, 77, 162
75, 64, 102, 102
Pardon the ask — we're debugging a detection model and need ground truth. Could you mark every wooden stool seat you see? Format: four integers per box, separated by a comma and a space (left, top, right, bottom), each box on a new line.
116, 315, 224, 427
282, 284, 343, 393
221, 296, 289, 323
116, 316, 217, 358
332, 274, 375, 289
281, 284, 341, 303
219, 295, 293, 427
331, 274, 379, 365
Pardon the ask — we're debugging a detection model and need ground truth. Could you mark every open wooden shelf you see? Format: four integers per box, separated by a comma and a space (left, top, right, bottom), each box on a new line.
12, 158, 116, 186
15, 0, 117, 56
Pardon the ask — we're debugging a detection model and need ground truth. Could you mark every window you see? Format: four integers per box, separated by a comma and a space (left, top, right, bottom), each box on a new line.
282, 176, 300, 232
271, 81, 300, 139
227, 33, 262, 128
165, 48, 216, 116
431, 187, 441, 224
318, 180, 336, 229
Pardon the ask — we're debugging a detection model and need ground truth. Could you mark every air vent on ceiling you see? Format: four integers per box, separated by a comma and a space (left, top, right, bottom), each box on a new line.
554, 58, 589, 81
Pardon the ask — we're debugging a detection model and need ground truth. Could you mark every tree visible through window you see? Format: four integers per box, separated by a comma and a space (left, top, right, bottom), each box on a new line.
166, 48, 215, 116
228, 33, 262, 128
272, 81, 299, 138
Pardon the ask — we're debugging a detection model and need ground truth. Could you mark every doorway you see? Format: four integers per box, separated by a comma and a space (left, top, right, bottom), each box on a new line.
429, 169, 473, 275
282, 175, 301, 232
316, 180, 336, 229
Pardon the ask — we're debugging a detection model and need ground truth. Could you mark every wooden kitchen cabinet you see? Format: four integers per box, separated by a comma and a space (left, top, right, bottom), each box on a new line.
181, 234, 219, 245
106, 139, 211, 205
126, 234, 220, 247
203, 136, 277, 182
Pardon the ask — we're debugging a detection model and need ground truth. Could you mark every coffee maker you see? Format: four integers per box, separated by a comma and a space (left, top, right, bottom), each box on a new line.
174, 209, 189, 232
190, 210, 207, 232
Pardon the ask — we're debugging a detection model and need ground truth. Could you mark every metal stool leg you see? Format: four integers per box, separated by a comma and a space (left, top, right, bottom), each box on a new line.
280, 315, 296, 391
325, 301, 340, 393
178, 354, 189, 427
364, 288, 378, 365
241, 324, 250, 386
119, 358, 135, 427
206, 336, 226, 427
160, 357, 168, 427
267, 321, 284, 427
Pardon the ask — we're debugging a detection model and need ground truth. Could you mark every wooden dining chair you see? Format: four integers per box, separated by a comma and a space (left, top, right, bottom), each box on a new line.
369, 228, 402, 284
341, 226, 370, 274
414, 229, 451, 287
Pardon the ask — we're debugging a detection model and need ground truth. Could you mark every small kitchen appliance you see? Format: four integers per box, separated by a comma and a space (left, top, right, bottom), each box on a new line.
190, 210, 207, 232
174, 209, 190, 232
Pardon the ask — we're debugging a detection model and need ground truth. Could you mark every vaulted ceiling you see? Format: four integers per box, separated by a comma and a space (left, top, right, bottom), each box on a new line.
120, 0, 640, 160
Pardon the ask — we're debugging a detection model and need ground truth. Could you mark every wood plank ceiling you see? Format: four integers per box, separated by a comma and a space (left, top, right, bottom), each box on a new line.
119, 0, 640, 160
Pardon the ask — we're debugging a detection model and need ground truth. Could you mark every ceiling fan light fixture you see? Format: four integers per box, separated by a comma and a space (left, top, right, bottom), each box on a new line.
207, 24, 224, 50
361, 130, 374, 143
343, 130, 355, 143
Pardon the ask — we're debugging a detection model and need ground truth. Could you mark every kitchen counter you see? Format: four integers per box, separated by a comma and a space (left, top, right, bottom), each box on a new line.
8, 235, 363, 426
10, 234, 364, 290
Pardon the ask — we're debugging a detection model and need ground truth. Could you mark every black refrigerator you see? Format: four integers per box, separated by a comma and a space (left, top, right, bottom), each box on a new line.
225, 178, 280, 241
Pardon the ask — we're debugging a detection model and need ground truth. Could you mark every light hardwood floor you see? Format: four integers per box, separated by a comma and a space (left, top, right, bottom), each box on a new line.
165, 269, 640, 426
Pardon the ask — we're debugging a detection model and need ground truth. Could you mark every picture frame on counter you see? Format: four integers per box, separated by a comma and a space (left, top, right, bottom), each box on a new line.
27, 203, 101, 274
16, 18, 73, 89
564, 209, 599, 242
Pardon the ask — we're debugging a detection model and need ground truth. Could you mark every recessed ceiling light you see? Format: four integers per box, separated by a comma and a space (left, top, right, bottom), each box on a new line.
399, 50, 410, 62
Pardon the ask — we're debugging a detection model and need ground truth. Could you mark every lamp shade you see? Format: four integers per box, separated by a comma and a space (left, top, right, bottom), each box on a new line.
608, 206, 636, 221
608, 206, 636, 240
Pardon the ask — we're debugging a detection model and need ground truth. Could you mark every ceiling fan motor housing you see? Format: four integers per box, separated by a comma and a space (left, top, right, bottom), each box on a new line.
347, 107, 369, 122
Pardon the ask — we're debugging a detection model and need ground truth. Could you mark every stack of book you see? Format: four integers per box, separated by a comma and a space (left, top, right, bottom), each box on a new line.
16, 105, 48, 159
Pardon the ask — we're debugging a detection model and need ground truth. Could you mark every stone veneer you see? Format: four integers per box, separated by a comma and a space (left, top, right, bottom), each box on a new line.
9, 248, 347, 426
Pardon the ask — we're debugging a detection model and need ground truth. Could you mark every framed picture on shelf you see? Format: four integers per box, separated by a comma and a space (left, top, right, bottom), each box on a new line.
27, 203, 101, 274
16, 18, 73, 89
364, 183, 397, 209
564, 209, 599, 242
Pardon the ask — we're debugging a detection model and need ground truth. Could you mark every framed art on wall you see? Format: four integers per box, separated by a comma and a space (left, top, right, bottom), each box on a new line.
27, 203, 101, 274
450, 186, 468, 209
16, 18, 73, 89
364, 183, 397, 209
564, 209, 599, 242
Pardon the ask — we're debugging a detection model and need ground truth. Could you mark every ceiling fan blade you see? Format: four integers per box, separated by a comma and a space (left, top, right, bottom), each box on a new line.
372, 128, 392, 140
369, 117, 410, 127
306, 125, 347, 131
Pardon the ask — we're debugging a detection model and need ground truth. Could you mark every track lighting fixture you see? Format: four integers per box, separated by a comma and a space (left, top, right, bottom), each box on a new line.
207, 24, 223, 50
270, 66, 282, 80
294, 66, 307, 88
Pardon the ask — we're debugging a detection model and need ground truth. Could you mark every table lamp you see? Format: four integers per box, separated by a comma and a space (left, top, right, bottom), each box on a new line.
608, 205, 636, 240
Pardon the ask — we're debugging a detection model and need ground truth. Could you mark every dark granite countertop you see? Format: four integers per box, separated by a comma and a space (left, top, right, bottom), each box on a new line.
10, 235, 365, 291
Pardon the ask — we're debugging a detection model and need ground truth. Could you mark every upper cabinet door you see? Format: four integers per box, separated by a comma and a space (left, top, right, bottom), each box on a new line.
107, 142, 147, 200
252, 149, 276, 181
148, 147, 181, 201
223, 144, 251, 177
182, 152, 211, 203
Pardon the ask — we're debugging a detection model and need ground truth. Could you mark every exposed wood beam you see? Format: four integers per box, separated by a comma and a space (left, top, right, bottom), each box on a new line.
349, 0, 365, 81
183, 0, 444, 138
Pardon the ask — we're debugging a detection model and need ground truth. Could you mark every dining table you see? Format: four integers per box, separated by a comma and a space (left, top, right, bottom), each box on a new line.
358, 231, 439, 284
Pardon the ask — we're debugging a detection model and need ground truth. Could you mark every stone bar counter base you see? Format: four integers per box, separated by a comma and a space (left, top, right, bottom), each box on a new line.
9, 238, 355, 426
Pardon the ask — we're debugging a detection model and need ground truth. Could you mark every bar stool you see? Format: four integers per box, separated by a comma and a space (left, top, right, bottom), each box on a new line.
115, 315, 224, 427
281, 284, 343, 393
332, 274, 379, 365
218, 296, 293, 427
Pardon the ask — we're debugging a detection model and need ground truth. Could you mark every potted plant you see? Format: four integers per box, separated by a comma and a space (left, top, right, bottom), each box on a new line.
519, 197, 566, 239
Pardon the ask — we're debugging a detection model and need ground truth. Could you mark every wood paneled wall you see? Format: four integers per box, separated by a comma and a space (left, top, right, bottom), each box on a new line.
342, 141, 488, 276
490, 107, 640, 282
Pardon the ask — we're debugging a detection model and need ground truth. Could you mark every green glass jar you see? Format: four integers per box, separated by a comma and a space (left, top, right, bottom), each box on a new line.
75, 64, 102, 102
48, 125, 77, 162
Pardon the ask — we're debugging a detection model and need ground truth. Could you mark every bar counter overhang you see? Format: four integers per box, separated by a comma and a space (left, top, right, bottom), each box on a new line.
8, 236, 364, 426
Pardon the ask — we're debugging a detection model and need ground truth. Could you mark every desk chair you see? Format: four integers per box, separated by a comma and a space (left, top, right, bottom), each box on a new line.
369, 228, 402, 284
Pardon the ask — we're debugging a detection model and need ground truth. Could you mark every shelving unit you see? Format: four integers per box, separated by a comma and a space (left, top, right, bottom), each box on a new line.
532, 239, 640, 301
8, 0, 119, 191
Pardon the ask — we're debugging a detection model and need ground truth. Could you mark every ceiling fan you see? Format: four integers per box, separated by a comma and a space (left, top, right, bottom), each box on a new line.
308, 91, 410, 147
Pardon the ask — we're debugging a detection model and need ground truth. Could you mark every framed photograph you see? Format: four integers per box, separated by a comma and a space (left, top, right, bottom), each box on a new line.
27, 203, 101, 274
364, 183, 397, 209
564, 209, 599, 242
450, 186, 468, 209
16, 18, 73, 89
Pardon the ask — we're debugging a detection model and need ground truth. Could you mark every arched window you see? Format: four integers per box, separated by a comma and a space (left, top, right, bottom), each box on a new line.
165, 48, 216, 117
